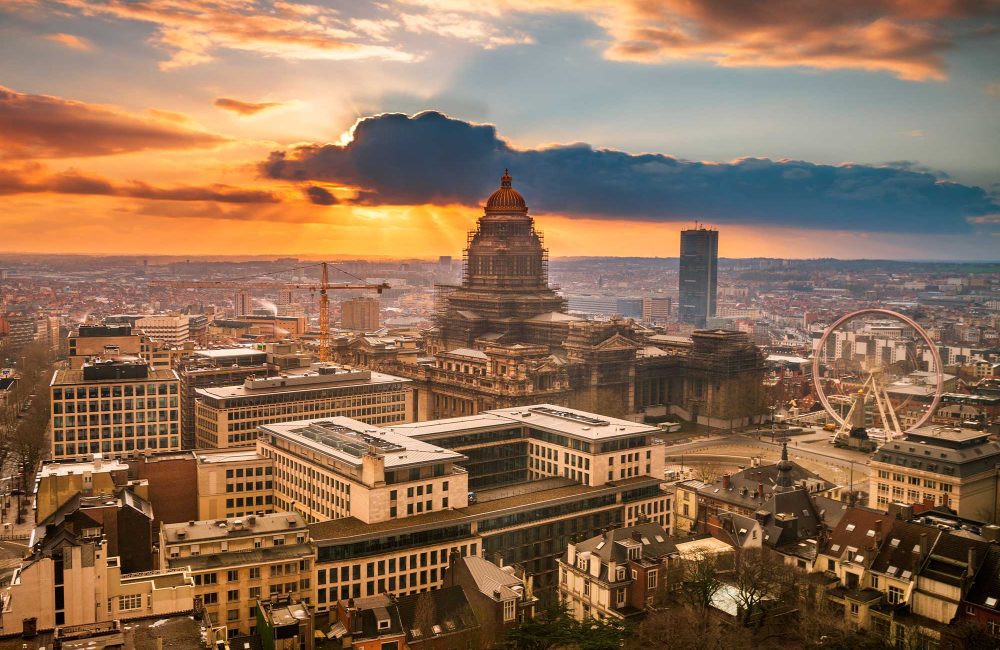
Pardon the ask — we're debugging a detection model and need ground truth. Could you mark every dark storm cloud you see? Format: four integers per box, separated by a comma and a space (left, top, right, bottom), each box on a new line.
263, 111, 999, 233
304, 185, 338, 205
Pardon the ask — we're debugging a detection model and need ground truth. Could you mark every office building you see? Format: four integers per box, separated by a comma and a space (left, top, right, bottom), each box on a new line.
68, 324, 151, 370
341, 296, 380, 331
194, 365, 413, 449
160, 512, 315, 637
678, 227, 718, 328
177, 347, 270, 449
299, 405, 670, 606
50, 359, 181, 461
258, 417, 469, 524
135, 315, 192, 346
868, 426, 1000, 520
641, 297, 672, 325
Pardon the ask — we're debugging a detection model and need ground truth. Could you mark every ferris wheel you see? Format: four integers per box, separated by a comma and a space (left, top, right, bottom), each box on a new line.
812, 308, 944, 444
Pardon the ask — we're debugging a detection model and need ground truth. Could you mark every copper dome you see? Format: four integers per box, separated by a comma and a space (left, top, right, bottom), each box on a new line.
485, 169, 527, 213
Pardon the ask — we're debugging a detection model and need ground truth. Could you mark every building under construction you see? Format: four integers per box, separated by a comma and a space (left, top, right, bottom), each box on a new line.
332, 171, 766, 428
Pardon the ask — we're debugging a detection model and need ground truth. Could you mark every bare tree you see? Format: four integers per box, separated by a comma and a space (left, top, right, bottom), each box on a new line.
731, 548, 799, 630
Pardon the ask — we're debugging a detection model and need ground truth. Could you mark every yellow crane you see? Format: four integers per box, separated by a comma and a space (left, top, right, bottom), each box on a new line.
149, 262, 388, 361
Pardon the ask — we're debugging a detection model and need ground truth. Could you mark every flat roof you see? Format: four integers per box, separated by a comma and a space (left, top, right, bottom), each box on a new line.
193, 348, 266, 359
260, 417, 466, 469
195, 369, 408, 400
195, 448, 267, 464
907, 426, 990, 444
390, 404, 658, 443
38, 457, 128, 477
52, 367, 178, 385
161, 512, 307, 544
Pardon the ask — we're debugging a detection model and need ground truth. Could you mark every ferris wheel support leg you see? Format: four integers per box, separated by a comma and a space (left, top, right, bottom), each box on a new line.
883, 387, 903, 437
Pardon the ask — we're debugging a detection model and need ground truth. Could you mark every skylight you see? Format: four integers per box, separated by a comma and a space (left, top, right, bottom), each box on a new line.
900, 570, 912, 580
654, 535, 664, 543
986, 597, 998, 608
887, 566, 897, 575
596, 541, 605, 550
846, 524, 856, 532
866, 530, 875, 537
831, 544, 841, 552
890, 538, 900, 547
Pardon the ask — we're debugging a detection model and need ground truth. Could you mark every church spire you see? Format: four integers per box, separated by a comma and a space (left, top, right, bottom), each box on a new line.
775, 439, 794, 492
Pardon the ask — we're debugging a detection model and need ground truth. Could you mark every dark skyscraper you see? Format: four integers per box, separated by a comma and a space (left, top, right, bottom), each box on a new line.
678, 227, 718, 328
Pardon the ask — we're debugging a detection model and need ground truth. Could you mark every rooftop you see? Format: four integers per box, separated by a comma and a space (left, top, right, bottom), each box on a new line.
52, 366, 177, 385
193, 347, 266, 359
391, 404, 658, 443
195, 367, 408, 400
38, 455, 128, 477
260, 417, 466, 470
161, 512, 307, 544
195, 448, 267, 464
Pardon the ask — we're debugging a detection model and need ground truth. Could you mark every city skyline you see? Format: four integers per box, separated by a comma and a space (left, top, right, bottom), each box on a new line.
1, 1, 998, 260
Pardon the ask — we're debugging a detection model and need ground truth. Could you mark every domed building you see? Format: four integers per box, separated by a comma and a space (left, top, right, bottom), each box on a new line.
433, 170, 568, 350
334, 171, 766, 425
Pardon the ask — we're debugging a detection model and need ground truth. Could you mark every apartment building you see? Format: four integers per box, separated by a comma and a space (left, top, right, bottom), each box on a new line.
341, 296, 380, 331
194, 365, 413, 449
0, 526, 194, 636
50, 359, 181, 461
558, 523, 675, 621
813, 506, 998, 647
868, 426, 1000, 520
160, 512, 315, 637
135, 315, 191, 346
257, 417, 469, 524
195, 448, 275, 520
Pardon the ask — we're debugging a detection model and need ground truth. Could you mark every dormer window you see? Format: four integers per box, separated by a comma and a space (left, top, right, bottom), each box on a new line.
616, 567, 626, 581
577, 557, 588, 571
628, 547, 640, 561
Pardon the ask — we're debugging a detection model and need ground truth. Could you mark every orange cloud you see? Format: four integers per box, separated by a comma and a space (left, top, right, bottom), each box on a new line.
413, 0, 992, 80
0, 164, 279, 204
45, 33, 94, 51
214, 97, 285, 116
0, 85, 227, 158
53, 0, 414, 69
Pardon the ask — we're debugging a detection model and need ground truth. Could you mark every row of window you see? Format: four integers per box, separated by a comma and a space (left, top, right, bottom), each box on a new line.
54, 383, 177, 400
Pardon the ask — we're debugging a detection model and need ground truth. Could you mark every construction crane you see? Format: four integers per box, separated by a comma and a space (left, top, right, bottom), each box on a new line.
149, 262, 388, 361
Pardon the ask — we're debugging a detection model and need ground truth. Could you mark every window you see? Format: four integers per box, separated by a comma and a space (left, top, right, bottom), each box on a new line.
503, 599, 516, 622
119, 594, 143, 611
850, 603, 859, 616
227, 589, 239, 602
227, 609, 240, 622
249, 567, 261, 580
647, 570, 658, 590
203, 592, 218, 605
888, 585, 904, 605
583, 580, 591, 597
227, 570, 239, 582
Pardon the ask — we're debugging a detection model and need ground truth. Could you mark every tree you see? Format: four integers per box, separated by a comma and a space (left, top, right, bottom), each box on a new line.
731, 548, 798, 630
505, 601, 629, 650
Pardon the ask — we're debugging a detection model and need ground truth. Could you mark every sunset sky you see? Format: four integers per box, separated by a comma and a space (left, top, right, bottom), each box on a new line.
1, 1, 998, 260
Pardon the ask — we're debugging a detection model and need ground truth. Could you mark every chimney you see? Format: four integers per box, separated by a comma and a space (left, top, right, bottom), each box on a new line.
722, 474, 731, 490
758, 483, 764, 500
93, 453, 102, 470
874, 520, 883, 546
968, 547, 977, 577
918, 533, 928, 563
632, 530, 643, 542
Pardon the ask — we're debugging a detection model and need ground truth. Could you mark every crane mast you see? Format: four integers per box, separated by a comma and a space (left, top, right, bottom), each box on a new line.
148, 261, 388, 362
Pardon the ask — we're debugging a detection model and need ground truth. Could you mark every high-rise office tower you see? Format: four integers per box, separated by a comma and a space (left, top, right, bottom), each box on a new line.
678, 227, 718, 328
